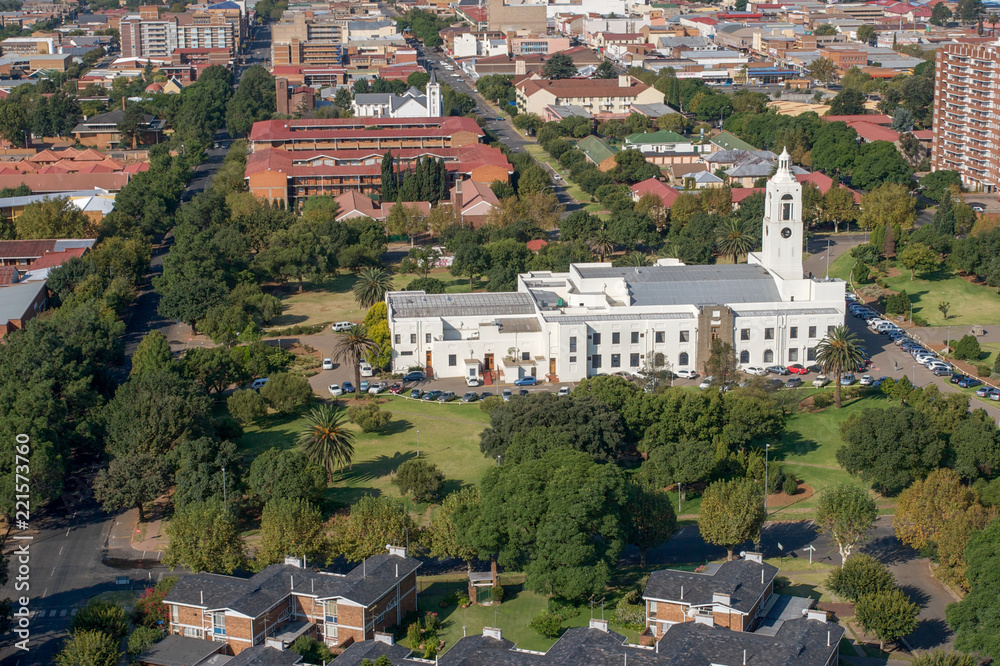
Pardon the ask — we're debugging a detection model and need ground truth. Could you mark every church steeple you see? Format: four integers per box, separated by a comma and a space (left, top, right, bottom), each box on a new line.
426, 70, 442, 118
759, 147, 803, 279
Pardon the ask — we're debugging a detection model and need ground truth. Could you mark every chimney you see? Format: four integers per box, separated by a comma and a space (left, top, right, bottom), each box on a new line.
618, 73, 630, 87
374, 631, 394, 645
482, 627, 503, 640
386, 545, 407, 558
744, 551, 763, 564
589, 618, 609, 632
712, 593, 731, 606
284, 556, 303, 568
805, 609, 828, 622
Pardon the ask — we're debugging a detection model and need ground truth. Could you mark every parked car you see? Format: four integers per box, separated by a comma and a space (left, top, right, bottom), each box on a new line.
322, 358, 334, 370
812, 375, 830, 387
763, 378, 784, 391
409, 388, 423, 399
438, 392, 457, 402
331, 322, 352, 332
328, 384, 343, 396
514, 376, 538, 386
557, 386, 571, 396
859, 375, 875, 386
932, 366, 953, 377
480, 391, 494, 400
360, 361, 374, 377
787, 364, 809, 375
744, 366, 767, 376
841, 373, 856, 386
991, 390, 1000, 401
422, 390, 444, 401
518, 389, 530, 397
342, 381, 355, 393
501, 389, 513, 402
403, 371, 425, 382
389, 384, 403, 395
359, 380, 370, 392
785, 377, 803, 388
698, 377, 714, 390
806, 365, 822, 374
976, 386, 997, 398
466, 376, 482, 387
251, 377, 268, 390
959, 377, 983, 388
676, 369, 699, 379
368, 381, 388, 394
767, 365, 789, 375
460, 392, 479, 402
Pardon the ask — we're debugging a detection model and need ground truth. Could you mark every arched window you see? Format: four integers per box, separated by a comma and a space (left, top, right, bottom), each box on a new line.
763, 349, 774, 363
781, 193, 794, 221
678, 352, 689, 366
654, 352, 665, 368
740, 350, 750, 364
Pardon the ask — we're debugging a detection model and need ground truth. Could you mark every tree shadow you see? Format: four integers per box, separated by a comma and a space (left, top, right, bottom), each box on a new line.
266, 313, 310, 327
378, 418, 414, 436
861, 535, 916, 565
439, 478, 468, 498
772, 429, 818, 461
906, 618, 953, 651
898, 584, 930, 609
340, 451, 416, 485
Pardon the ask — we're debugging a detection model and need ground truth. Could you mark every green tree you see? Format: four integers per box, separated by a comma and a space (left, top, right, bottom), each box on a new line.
704, 338, 739, 389
827, 89, 867, 116
860, 182, 917, 233
449, 243, 490, 290
131, 331, 173, 378
931, 2, 953, 24
820, 183, 859, 233
898, 242, 939, 280
513, 113, 543, 134
542, 52, 577, 79
227, 388, 267, 425
387, 202, 427, 246
855, 588, 919, 651
226, 65, 276, 136
246, 448, 327, 507
826, 553, 896, 602
815, 325, 865, 408
698, 478, 766, 560
947, 517, 1000, 657
953, 415, 1000, 480
333, 324, 378, 400
259, 372, 313, 413
127, 626, 164, 658
257, 498, 328, 568
353, 266, 393, 308
335, 495, 416, 562
92, 452, 170, 522
837, 407, 945, 495
297, 404, 355, 481
816, 483, 878, 563
0, 100, 29, 147
953, 334, 982, 361
14, 197, 96, 239
393, 459, 445, 501
172, 437, 240, 511
346, 401, 392, 433
254, 218, 336, 291
806, 56, 837, 84
857, 24, 877, 45
716, 217, 756, 264
72, 600, 128, 639
594, 60, 617, 78
55, 630, 121, 666
117, 103, 147, 149
919, 170, 962, 202
625, 483, 677, 566
851, 141, 914, 190
426, 487, 481, 570
164, 498, 246, 573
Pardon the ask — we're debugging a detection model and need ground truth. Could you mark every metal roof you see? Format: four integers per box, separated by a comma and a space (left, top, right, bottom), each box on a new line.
733, 308, 840, 317
542, 312, 695, 324
388, 291, 535, 318
575, 264, 782, 307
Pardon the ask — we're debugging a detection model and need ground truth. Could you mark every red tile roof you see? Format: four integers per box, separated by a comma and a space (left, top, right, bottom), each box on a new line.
850, 121, 900, 143
631, 178, 680, 207
0, 240, 57, 259
526, 239, 548, 252
795, 173, 863, 203
29, 247, 87, 269
730, 187, 765, 204
248, 116, 483, 143
0, 266, 19, 285
515, 75, 651, 101
823, 114, 892, 125
0, 173, 130, 193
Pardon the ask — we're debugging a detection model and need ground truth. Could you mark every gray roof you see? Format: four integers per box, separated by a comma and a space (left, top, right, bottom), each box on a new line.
643, 559, 779, 613
164, 555, 421, 617
630, 102, 678, 116
576, 265, 782, 307
703, 149, 776, 165
226, 646, 303, 665
335, 639, 413, 665
754, 593, 815, 637
547, 104, 593, 119
353, 92, 394, 105
388, 291, 536, 318
135, 634, 224, 666
656, 619, 845, 665
0, 280, 45, 325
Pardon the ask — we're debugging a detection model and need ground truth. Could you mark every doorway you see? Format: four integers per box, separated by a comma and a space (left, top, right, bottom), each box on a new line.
484, 353, 494, 371
425, 351, 432, 374
549, 358, 556, 375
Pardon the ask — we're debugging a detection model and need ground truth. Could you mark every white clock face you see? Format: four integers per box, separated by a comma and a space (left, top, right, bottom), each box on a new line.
781, 227, 792, 239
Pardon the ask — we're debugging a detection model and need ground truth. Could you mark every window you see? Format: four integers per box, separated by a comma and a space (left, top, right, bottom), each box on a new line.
425, 333, 431, 343
611, 354, 621, 367
325, 601, 338, 623
763, 350, 774, 363
325, 624, 339, 640
569, 356, 577, 363
764, 328, 774, 340
394, 334, 400, 344
650, 601, 658, 612
655, 331, 664, 343
592, 332, 601, 345
781, 193, 793, 221
740, 350, 750, 363
678, 352, 689, 366
790, 327, 798, 339
213, 612, 226, 635
592, 354, 602, 368
808, 325, 817, 338
788, 349, 798, 362
171, 606, 178, 624
630, 353, 640, 367
569, 336, 577, 353
612, 332, 620, 345
521, 351, 530, 361
710, 326, 720, 341
408, 334, 415, 344
679, 330, 690, 343
183, 627, 202, 638
828, 325, 835, 335
631, 331, 639, 344
448, 354, 457, 366
740, 328, 750, 341
400, 351, 412, 356
807, 347, 816, 361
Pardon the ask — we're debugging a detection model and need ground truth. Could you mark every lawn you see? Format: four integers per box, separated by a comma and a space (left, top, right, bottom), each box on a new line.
238, 397, 492, 511
827, 252, 855, 285
880, 264, 1000, 327
268, 269, 478, 330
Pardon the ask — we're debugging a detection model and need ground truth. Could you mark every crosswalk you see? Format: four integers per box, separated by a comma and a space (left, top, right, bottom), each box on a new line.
30, 608, 78, 619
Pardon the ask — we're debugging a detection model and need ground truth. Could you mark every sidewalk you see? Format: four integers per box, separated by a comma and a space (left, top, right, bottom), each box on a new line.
104, 502, 168, 563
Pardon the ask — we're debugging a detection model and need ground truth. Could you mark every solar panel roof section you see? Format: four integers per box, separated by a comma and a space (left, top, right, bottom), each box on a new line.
388, 291, 536, 318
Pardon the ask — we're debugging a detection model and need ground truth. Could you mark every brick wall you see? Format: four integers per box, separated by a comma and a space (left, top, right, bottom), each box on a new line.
334, 604, 366, 646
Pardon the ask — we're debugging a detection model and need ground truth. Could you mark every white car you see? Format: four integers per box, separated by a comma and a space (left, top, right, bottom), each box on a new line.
812, 375, 830, 387
360, 361, 374, 377
676, 370, 698, 380
368, 382, 388, 395
328, 384, 343, 396
744, 366, 767, 376
322, 358, 333, 370
698, 376, 714, 390
331, 322, 352, 332
859, 374, 875, 386
557, 386, 571, 396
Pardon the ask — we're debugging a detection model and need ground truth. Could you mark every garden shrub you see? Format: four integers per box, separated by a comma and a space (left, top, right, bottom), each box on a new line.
782, 475, 798, 495
490, 585, 504, 603
529, 612, 563, 638
812, 393, 833, 409
952, 334, 981, 361
347, 402, 392, 432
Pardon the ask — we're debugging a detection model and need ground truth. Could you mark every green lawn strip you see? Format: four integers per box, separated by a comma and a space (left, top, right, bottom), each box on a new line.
881, 263, 1000, 326
523, 144, 596, 209
238, 398, 491, 510
89, 590, 141, 610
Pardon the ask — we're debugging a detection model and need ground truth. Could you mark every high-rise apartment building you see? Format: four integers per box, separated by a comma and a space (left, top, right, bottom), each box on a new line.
931, 40, 1000, 192
120, 5, 243, 60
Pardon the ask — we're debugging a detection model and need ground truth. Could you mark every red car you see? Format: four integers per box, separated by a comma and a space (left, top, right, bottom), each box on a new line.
787, 364, 809, 375
388, 384, 403, 395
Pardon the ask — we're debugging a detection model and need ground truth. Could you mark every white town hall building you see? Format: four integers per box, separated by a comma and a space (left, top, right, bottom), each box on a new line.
385, 150, 846, 384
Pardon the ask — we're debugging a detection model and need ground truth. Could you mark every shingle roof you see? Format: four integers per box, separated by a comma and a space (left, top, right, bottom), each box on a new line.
335, 639, 413, 665
135, 634, 225, 666
643, 559, 778, 613
225, 645, 303, 665
656, 619, 845, 665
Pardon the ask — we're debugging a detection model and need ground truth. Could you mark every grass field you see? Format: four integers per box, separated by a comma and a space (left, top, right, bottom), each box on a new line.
827, 252, 855, 285
268, 269, 480, 330
881, 265, 1000, 327
238, 397, 492, 511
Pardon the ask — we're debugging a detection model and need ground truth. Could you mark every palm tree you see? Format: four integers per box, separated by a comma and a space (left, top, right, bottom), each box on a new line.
990, 11, 999, 34
621, 251, 651, 267
716, 218, 756, 264
334, 324, 379, 400
589, 228, 615, 262
297, 404, 355, 482
815, 325, 866, 409
353, 266, 393, 308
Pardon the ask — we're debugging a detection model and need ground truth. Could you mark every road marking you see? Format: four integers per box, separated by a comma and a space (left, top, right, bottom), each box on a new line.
65, 529, 70, 537
57, 546, 63, 556
71, 609, 78, 616
60, 610, 67, 617
50, 567, 56, 577
41, 588, 47, 598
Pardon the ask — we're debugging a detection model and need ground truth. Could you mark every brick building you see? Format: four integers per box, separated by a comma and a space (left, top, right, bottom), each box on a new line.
120, 5, 244, 60
515, 74, 664, 118
247, 116, 485, 152
162, 548, 421, 655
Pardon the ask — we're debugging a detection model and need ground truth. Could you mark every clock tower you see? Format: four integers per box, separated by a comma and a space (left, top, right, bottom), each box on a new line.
760, 148, 803, 280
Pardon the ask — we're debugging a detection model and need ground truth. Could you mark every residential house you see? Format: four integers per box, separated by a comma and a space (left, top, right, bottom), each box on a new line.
643, 553, 777, 636
163, 548, 421, 655
576, 135, 618, 172
623, 130, 708, 167
137, 636, 302, 665
631, 177, 680, 207
453, 178, 499, 227
514, 74, 663, 118
72, 109, 166, 149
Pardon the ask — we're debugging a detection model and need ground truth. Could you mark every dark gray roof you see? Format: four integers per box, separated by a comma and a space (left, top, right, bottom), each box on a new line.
334, 639, 413, 665
656, 618, 845, 665
0, 281, 46, 324
136, 634, 224, 666
164, 555, 421, 617
225, 646, 303, 666
643, 559, 778, 613
576, 265, 782, 307
388, 291, 535, 318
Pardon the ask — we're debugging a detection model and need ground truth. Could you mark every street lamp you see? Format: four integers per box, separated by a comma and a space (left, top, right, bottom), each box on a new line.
763, 443, 771, 518
222, 467, 227, 512
416, 430, 420, 458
